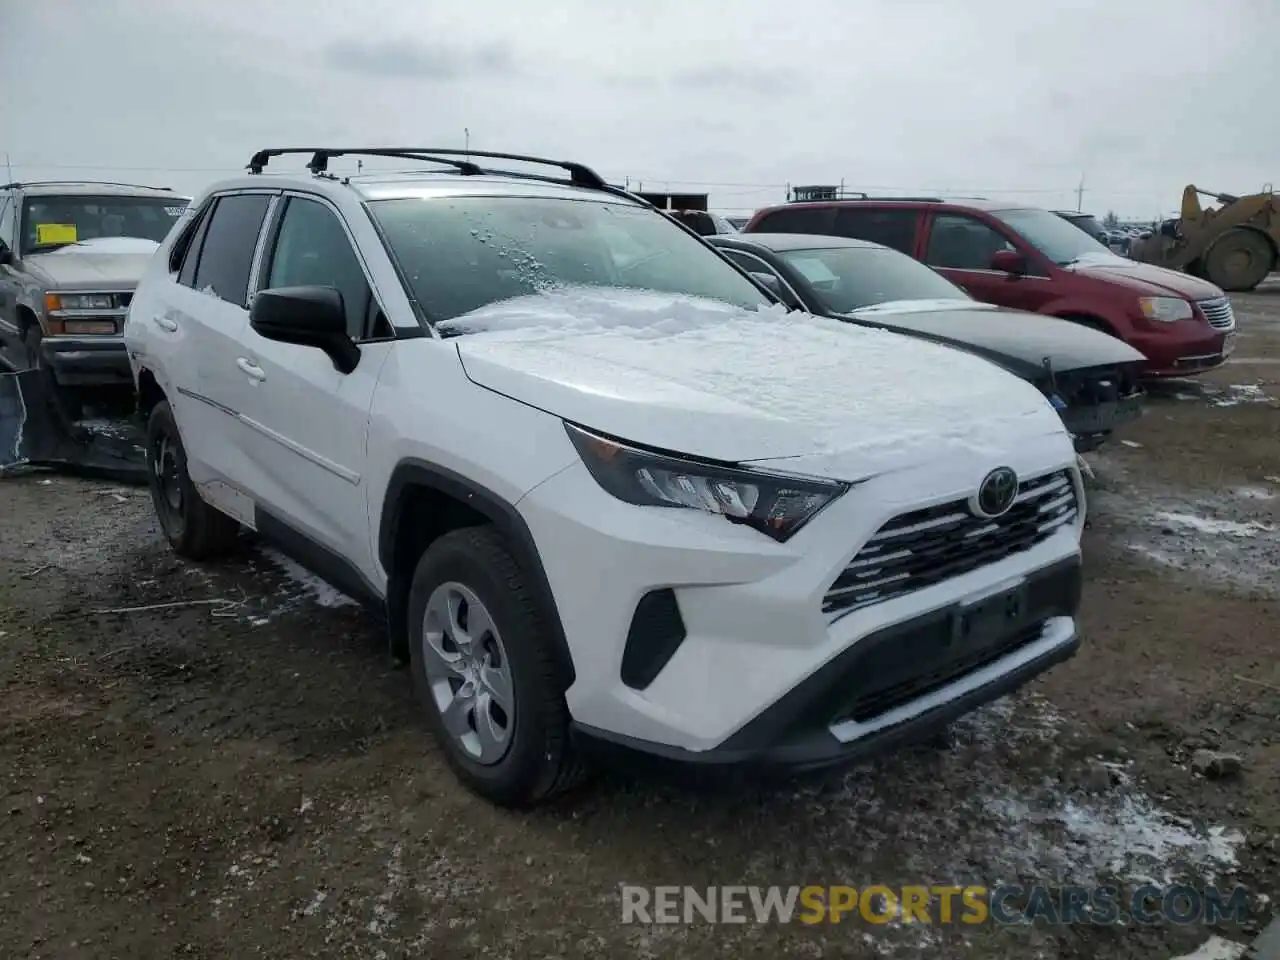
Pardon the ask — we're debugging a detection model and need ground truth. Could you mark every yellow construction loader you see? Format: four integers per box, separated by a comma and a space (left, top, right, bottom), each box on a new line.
1128, 185, 1278, 292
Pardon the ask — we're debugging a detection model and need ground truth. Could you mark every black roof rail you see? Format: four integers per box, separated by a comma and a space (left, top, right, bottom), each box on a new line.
1, 179, 173, 192
244, 147, 625, 196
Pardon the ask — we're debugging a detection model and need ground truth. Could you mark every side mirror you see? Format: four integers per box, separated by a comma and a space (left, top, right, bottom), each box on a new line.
0, 244, 13, 267
250, 285, 360, 374
990, 249, 1027, 275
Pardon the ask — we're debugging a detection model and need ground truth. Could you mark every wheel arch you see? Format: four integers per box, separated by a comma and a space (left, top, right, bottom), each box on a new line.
378, 459, 575, 683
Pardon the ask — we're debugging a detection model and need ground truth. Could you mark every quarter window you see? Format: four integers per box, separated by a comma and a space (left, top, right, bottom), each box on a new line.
924, 214, 1015, 270
191, 194, 272, 307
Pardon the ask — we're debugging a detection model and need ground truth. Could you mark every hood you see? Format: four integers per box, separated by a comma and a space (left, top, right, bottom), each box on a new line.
24, 237, 160, 289
1064, 251, 1224, 299
842, 302, 1146, 378
445, 288, 1067, 478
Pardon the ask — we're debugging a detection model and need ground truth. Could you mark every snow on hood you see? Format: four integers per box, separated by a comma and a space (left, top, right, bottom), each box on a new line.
47, 237, 160, 255
852, 298, 999, 316
448, 288, 1066, 476
26, 237, 161, 287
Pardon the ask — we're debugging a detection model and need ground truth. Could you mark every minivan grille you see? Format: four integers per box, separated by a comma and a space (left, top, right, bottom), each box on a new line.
823, 471, 1079, 619
1197, 296, 1235, 330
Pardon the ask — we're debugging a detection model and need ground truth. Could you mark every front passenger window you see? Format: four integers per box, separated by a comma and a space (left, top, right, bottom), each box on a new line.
266, 197, 373, 340
925, 214, 1014, 271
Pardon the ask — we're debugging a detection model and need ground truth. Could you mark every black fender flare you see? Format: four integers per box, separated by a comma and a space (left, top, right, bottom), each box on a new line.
378, 459, 576, 684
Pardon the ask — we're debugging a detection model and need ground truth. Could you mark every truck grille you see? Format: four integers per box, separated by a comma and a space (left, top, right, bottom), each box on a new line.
823, 470, 1079, 619
1197, 296, 1235, 330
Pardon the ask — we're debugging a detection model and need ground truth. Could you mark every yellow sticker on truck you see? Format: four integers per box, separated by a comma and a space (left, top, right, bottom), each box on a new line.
35, 223, 78, 244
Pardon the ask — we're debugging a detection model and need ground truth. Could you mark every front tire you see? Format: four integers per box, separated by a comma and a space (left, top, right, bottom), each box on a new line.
407, 526, 585, 807
145, 400, 241, 560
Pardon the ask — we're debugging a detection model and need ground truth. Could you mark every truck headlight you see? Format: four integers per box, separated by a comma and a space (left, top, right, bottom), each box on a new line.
1137, 297, 1192, 322
565, 422, 848, 542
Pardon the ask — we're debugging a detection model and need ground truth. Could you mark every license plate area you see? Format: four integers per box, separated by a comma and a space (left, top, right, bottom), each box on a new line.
951, 582, 1030, 652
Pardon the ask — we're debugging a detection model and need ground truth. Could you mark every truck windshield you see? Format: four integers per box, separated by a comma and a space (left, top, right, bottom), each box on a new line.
21, 196, 189, 254
777, 245, 970, 314
367, 196, 771, 326
991, 208, 1112, 265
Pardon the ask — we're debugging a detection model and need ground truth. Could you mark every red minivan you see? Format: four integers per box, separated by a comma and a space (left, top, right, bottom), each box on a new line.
744, 199, 1236, 377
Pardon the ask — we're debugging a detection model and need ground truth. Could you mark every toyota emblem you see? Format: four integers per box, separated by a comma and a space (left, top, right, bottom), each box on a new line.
972, 466, 1019, 518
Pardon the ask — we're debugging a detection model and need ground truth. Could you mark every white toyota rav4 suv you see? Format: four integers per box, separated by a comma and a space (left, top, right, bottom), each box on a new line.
125, 148, 1086, 807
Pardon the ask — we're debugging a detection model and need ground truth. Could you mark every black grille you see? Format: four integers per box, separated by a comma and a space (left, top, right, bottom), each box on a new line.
823, 470, 1079, 618
1197, 296, 1235, 330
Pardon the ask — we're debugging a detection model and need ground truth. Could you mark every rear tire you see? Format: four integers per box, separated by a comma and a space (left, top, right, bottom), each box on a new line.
1204, 229, 1274, 292
145, 400, 241, 560
407, 526, 585, 807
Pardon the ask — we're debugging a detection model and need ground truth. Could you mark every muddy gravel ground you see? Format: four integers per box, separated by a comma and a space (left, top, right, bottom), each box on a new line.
2, 289, 1279, 960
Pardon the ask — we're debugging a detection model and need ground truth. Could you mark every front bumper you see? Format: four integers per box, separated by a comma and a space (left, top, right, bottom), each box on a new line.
575, 557, 1081, 776
40, 336, 132, 387
1131, 324, 1233, 379
1060, 392, 1145, 451
518, 427, 1083, 755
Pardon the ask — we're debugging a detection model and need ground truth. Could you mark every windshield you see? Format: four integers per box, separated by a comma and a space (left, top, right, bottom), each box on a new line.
777, 245, 969, 314
990, 207, 1111, 265
21, 195, 188, 254
368, 196, 770, 327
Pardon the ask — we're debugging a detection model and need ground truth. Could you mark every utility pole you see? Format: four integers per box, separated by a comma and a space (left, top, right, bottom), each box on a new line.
464, 128, 470, 157
1075, 173, 1085, 212
3, 152, 11, 182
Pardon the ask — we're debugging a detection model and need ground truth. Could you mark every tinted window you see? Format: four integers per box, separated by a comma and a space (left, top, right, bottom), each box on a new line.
266, 197, 373, 339
777, 245, 969, 314
832, 208, 918, 254
170, 200, 212, 276
192, 194, 271, 307
924, 214, 1014, 270
368, 196, 769, 327
721, 249, 776, 276
749, 207, 833, 234
19, 195, 188, 255
993, 208, 1110, 265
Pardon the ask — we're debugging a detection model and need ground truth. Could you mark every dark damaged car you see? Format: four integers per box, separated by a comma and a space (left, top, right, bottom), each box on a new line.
708, 233, 1145, 452
0, 181, 188, 479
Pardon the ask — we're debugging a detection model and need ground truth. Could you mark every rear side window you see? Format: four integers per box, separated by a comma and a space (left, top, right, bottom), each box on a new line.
832, 208, 918, 253
191, 194, 271, 307
750, 206, 834, 234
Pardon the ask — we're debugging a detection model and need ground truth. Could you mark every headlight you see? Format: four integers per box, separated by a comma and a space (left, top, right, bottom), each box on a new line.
1137, 296, 1192, 322
45, 292, 117, 312
565, 422, 848, 542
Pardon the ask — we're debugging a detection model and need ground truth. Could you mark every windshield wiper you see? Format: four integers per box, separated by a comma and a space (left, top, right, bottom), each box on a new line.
26, 242, 76, 254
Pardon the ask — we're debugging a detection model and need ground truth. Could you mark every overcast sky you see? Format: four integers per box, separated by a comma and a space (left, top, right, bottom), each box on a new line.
3, 0, 1276, 219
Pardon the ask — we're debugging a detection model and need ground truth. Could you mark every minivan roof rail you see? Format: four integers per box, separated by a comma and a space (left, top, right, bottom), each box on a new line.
1, 179, 174, 192
244, 147, 639, 202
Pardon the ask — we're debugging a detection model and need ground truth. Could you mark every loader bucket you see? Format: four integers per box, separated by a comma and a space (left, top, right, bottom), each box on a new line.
0, 368, 149, 485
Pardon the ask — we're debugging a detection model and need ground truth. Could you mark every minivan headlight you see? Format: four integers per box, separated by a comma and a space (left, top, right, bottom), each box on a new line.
565, 422, 848, 542
1137, 297, 1192, 322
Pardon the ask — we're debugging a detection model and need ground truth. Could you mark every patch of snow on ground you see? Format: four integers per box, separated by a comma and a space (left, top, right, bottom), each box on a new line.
262, 548, 357, 608
1168, 935, 1248, 960
797, 695, 1243, 892
1210, 383, 1274, 407
1154, 511, 1275, 537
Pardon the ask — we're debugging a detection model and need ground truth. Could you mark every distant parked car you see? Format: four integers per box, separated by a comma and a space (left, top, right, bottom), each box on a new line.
664, 209, 739, 236
744, 198, 1236, 378
708, 232, 1146, 452
1054, 211, 1109, 246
